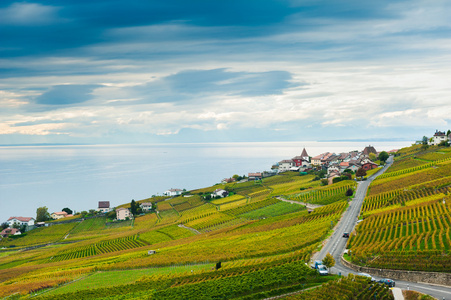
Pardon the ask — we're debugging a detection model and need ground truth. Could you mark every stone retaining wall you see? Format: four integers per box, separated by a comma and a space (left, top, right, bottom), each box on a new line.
341, 256, 451, 286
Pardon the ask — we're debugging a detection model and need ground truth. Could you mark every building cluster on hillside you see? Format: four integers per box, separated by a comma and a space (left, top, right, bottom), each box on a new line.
246, 146, 395, 184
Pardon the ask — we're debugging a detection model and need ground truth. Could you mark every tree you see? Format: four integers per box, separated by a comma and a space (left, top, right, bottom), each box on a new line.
1, 222, 8, 230
422, 136, 429, 150
378, 151, 389, 163
368, 152, 377, 162
62, 207, 73, 215
422, 136, 428, 145
322, 252, 335, 268
130, 199, 138, 216
345, 188, 354, 197
107, 210, 116, 219
356, 168, 367, 179
36, 206, 50, 222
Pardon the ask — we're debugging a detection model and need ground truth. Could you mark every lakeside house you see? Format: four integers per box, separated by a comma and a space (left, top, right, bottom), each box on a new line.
6, 217, 35, 227
140, 202, 153, 211
1, 228, 21, 238
248, 172, 263, 180
429, 130, 448, 146
51, 211, 68, 220
97, 201, 111, 213
116, 207, 131, 220
211, 189, 229, 198
163, 188, 183, 197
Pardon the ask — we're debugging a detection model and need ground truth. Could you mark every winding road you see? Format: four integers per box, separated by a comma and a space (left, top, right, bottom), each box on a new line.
315, 156, 451, 299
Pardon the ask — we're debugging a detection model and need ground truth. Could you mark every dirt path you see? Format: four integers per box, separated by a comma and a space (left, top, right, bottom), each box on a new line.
178, 224, 201, 235
276, 196, 323, 210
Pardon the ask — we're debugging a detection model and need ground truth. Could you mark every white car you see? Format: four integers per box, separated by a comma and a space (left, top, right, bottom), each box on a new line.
357, 272, 375, 281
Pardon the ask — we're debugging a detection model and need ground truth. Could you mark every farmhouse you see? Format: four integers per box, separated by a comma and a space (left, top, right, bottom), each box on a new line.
97, 201, 111, 213
248, 172, 263, 180
1, 228, 21, 237
211, 189, 229, 198
116, 207, 131, 220
6, 217, 35, 227
429, 130, 448, 146
163, 188, 183, 196
140, 202, 153, 211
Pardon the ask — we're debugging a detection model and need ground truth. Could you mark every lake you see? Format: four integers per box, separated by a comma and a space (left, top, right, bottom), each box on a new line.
0, 141, 412, 222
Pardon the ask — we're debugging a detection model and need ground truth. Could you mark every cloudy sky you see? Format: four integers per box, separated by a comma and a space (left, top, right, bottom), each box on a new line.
1, 0, 451, 144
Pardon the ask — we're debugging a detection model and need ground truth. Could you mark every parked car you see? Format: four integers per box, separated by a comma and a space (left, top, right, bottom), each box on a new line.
343, 232, 349, 238
378, 278, 395, 287
357, 272, 375, 281
311, 260, 329, 275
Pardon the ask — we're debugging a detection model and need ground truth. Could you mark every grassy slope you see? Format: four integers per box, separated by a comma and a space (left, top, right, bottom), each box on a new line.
0, 170, 357, 299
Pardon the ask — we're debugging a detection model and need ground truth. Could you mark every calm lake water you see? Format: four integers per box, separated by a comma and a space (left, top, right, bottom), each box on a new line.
0, 141, 412, 222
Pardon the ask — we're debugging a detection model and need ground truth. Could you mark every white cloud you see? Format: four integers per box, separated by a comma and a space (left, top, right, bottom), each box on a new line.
0, 3, 61, 25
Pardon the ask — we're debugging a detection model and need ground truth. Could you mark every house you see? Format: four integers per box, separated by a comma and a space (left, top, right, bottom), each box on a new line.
361, 162, 378, 171
6, 217, 35, 227
362, 146, 377, 157
1, 228, 21, 237
221, 177, 236, 184
97, 201, 111, 213
248, 172, 263, 180
311, 152, 332, 166
429, 130, 448, 145
278, 159, 295, 172
163, 188, 183, 196
116, 207, 131, 220
292, 148, 310, 168
51, 211, 68, 220
211, 189, 229, 198
140, 202, 153, 211
327, 165, 340, 175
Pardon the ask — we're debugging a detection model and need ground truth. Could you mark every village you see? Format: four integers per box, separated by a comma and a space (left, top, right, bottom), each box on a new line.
2, 129, 450, 239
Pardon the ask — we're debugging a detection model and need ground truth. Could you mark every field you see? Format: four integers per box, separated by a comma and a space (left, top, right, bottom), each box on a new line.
0, 162, 402, 299
348, 144, 451, 272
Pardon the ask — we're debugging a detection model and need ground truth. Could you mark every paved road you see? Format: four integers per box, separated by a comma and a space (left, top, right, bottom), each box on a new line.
315, 156, 451, 299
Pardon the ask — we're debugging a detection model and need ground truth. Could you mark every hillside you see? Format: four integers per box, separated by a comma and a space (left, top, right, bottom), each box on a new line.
348, 144, 451, 272
0, 170, 361, 299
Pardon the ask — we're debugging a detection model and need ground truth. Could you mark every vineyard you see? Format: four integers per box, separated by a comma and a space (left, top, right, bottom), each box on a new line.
350, 144, 451, 272
0, 159, 401, 299
286, 274, 394, 300
287, 181, 356, 205
49, 235, 147, 262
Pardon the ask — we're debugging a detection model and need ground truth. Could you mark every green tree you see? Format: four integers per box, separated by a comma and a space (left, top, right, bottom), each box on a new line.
368, 152, 377, 162
62, 207, 73, 215
106, 210, 116, 219
322, 252, 335, 268
130, 199, 138, 216
422, 136, 429, 145
378, 151, 389, 163
356, 167, 367, 179
1, 222, 8, 230
36, 206, 50, 222
345, 188, 354, 197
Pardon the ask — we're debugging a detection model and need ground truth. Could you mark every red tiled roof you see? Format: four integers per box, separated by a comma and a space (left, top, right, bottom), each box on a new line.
52, 211, 68, 215
7, 217, 34, 222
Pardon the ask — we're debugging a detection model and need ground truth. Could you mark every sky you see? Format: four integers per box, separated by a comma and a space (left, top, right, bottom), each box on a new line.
1, 0, 451, 144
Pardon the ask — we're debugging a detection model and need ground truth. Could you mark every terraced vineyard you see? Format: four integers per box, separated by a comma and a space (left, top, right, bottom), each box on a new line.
349, 144, 451, 272
0, 166, 380, 299
287, 181, 356, 205
49, 235, 147, 262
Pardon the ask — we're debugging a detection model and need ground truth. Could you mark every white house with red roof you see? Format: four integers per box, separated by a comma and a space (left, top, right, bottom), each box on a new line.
429, 130, 448, 146
6, 217, 35, 227
163, 188, 183, 196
